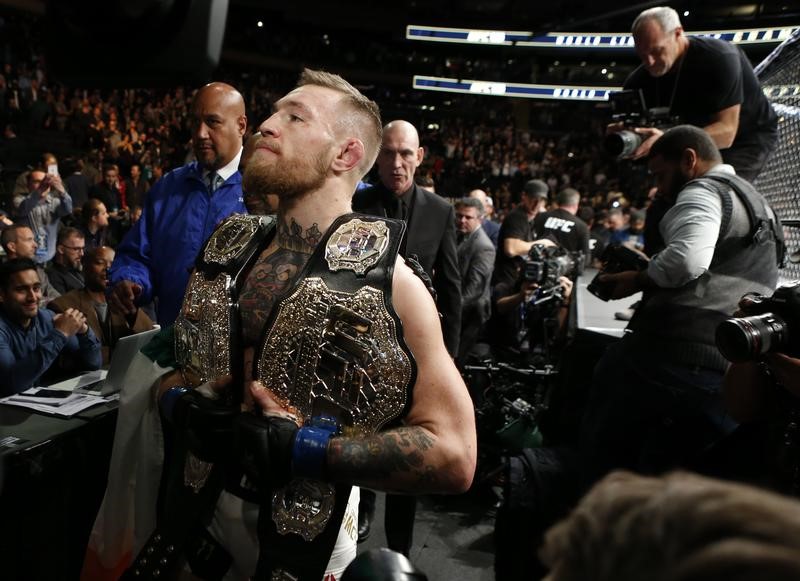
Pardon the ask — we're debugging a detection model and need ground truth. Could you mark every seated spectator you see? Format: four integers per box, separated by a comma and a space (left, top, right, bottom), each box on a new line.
1, 223, 60, 305
80, 198, 110, 250
45, 227, 85, 294
12, 166, 73, 264
0, 258, 101, 394
50, 246, 153, 364
541, 470, 800, 581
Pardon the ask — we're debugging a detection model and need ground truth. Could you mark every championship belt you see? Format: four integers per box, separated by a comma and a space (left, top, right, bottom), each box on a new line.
126, 213, 276, 581
254, 214, 416, 581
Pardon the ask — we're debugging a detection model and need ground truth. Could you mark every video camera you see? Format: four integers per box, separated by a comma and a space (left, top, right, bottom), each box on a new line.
604, 89, 678, 159
587, 244, 650, 301
522, 244, 581, 296
716, 281, 800, 362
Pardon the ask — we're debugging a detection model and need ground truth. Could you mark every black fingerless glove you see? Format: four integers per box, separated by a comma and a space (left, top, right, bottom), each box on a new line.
234, 412, 299, 490
160, 386, 239, 463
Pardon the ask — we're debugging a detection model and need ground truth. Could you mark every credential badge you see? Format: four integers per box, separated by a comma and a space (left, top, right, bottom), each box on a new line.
325, 219, 389, 275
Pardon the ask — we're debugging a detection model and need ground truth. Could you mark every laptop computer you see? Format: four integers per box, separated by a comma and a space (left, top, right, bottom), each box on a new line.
75, 327, 160, 395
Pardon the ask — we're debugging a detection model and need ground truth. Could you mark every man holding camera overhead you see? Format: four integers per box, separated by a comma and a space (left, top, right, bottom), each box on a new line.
612, 6, 777, 181
586, 125, 782, 481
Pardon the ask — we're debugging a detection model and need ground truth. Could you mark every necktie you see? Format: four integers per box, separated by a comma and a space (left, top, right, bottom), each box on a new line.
207, 172, 223, 192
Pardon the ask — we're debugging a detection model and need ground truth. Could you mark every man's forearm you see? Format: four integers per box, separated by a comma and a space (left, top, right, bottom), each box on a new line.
327, 426, 453, 494
504, 238, 533, 258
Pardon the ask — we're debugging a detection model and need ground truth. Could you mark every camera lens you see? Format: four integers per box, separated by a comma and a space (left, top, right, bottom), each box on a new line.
604, 130, 643, 158
715, 312, 790, 362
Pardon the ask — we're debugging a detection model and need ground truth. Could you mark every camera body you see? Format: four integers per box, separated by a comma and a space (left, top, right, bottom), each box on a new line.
587, 244, 650, 301
604, 89, 677, 159
522, 244, 580, 292
716, 281, 800, 362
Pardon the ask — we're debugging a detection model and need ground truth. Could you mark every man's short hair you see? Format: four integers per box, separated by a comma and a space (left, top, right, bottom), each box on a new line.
577, 205, 595, 224
0, 258, 38, 289
82, 198, 105, 223
523, 179, 549, 200
557, 188, 581, 207
296, 68, 382, 178
649, 125, 723, 164
541, 470, 800, 581
632, 6, 682, 35
57, 227, 84, 246
82, 245, 108, 267
1, 223, 30, 253
454, 197, 485, 217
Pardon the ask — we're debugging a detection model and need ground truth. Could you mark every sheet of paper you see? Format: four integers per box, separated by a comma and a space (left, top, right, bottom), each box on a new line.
0, 387, 110, 417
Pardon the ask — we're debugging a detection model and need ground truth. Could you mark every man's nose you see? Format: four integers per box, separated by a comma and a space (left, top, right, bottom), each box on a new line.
259, 114, 280, 137
195, 122, 210, 139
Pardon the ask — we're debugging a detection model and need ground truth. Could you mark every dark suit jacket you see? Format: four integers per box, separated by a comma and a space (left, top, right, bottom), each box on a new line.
353, 183, 462, 356
458, 226, 496, 321
457, 226, 495, 361
481, 219, 500, 248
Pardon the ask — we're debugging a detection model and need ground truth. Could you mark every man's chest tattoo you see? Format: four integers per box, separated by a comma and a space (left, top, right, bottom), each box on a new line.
238, 219, 319, 347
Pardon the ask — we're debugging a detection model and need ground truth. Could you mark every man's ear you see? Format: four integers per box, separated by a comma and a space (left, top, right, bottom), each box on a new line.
681, 147, 698, 175
415, 146, 425, 167
237, 115, 248, 137
332, 138, 365, 173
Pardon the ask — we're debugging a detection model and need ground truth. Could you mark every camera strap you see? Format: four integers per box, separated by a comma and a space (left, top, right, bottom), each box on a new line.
689, 173, 786, 268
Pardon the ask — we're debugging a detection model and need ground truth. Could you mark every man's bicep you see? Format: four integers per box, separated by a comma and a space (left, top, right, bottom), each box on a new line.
392, 260, 475, 439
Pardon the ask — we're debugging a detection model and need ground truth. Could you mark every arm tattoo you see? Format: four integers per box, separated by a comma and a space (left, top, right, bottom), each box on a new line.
328, 426, 441, 490
239, 217, 320, 347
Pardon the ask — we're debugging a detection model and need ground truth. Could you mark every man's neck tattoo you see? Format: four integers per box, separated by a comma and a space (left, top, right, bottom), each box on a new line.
277, 218, 321, 255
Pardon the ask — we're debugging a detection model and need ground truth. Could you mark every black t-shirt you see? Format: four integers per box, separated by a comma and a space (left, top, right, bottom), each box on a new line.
493, 206, 537, 288
533, 208, 590, 259
625, 37, 777, 177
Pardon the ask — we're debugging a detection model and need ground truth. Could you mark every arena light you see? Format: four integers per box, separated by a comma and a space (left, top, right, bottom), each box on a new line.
412, 75, 622, 101
406, 24, 800, 49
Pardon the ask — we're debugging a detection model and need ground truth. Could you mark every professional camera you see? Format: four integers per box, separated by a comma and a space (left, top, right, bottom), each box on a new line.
522, 244, 581, 293
603, 89, 677, 159
716, 281, 800, 362
587, 244, 650, 301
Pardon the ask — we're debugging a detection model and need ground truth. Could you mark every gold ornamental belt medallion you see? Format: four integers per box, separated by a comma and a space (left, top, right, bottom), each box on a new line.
258, 276, 413, 540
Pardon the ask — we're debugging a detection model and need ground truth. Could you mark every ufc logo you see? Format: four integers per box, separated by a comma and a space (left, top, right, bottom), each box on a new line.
544, 217, 575, 233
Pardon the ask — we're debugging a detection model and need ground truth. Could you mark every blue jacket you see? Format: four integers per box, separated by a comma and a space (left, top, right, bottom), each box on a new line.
110, 162, 247, 326
0, 308, 102, 395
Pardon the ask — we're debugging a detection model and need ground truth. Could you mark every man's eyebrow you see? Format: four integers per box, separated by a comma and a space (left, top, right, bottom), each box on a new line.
274, 98, 313, 116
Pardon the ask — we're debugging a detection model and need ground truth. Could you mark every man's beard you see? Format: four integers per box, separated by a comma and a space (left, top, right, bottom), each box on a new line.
665, 169, 690, 203
243, 146, 330, 206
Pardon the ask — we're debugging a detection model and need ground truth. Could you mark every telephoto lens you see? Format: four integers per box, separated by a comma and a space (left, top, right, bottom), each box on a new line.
603, 130, 643, 158
715, 312, 790, 362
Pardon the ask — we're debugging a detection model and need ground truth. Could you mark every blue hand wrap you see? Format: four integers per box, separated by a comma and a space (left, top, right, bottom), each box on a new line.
160, 386, 190, 423
292, 415, 340, 480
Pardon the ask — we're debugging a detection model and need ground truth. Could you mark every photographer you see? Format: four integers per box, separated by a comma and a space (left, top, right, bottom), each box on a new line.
609, 6, 777, 180
584, 125, 782, 481
718, 287, 800, 494
491, 240, 576, 354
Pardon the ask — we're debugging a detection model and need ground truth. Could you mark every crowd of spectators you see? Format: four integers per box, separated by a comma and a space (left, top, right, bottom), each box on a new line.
0, 10, 657, 397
